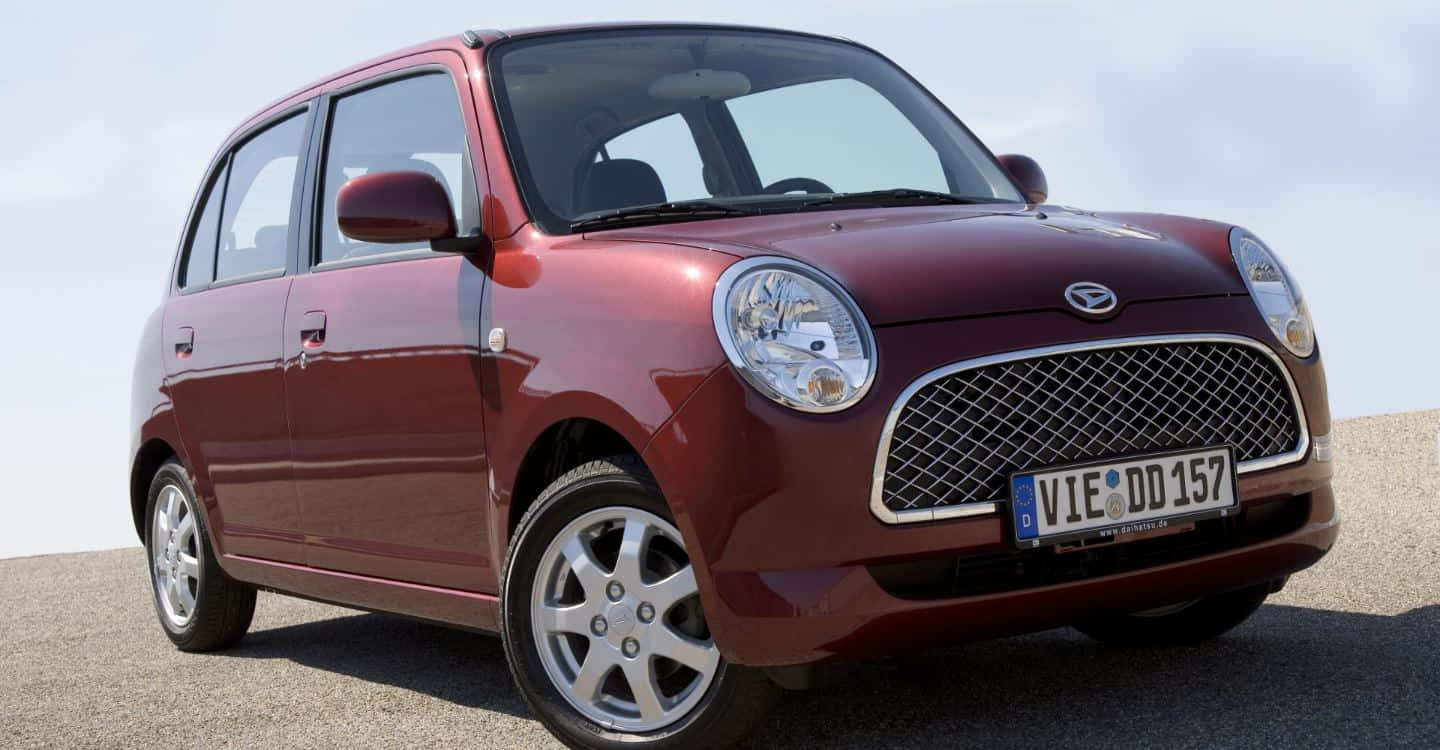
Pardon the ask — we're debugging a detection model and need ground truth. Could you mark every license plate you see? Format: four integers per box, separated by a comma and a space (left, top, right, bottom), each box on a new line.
1010, 446, 1238, 548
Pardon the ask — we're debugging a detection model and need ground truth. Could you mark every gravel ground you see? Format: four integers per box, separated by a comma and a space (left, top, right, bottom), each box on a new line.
3, 410, 1437, 749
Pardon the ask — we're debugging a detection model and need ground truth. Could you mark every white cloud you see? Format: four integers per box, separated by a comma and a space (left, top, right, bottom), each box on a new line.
0, 120, 109, 203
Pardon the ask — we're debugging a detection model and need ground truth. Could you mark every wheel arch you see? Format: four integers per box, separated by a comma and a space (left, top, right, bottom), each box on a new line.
130, 438, 179, 540
503, 416, 652, 543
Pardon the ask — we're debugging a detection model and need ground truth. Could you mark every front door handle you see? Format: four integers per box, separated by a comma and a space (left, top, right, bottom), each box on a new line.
299, 310, 327, 349
173, 327, 195, 359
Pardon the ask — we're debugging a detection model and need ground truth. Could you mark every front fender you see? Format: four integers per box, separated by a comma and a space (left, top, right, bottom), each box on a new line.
480, 229, 737, 556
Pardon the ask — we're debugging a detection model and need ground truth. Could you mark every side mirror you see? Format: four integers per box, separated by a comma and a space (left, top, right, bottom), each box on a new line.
997, 154, 1048, 205
336, 171, 487, 252
337, 171, 455, 242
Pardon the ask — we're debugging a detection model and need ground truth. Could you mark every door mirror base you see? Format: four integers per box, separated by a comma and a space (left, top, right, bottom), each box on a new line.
430, 234, 491, 255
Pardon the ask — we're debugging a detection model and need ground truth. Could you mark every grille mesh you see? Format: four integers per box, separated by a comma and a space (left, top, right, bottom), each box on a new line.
879, 341, 1302, 514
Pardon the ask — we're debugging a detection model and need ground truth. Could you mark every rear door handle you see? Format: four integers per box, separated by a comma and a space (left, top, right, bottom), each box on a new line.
173, 327, 194, 359
299, 310, 327, 349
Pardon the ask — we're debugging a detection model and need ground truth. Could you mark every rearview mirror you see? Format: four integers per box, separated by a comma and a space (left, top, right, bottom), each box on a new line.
337, 171, 485, 252
997, 154, 1048, 205
649, 69, 752, 100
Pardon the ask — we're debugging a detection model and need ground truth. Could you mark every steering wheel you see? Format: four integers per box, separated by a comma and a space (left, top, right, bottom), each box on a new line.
761, 177, 834, 195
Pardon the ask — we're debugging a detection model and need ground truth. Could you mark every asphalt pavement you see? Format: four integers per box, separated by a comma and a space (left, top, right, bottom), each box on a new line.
4, 410, 1437, 748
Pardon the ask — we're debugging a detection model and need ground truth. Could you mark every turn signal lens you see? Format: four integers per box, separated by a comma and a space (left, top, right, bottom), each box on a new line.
803, 362, 850, 406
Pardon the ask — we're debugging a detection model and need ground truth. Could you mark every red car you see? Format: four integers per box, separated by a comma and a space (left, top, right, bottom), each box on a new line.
129, 23, 1338, 749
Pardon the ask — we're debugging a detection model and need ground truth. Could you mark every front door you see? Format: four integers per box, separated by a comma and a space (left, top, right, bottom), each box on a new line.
163, 111, 312, 563
282, 64, 494, 590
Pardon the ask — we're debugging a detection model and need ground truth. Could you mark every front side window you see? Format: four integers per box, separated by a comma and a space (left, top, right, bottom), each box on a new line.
727, 78, 947, 194
318, 73, 474, 264
490, 30, 1022, 234
216, 114, 307, 282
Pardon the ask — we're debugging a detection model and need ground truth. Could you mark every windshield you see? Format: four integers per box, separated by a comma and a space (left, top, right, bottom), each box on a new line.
488, 29, 1024, 234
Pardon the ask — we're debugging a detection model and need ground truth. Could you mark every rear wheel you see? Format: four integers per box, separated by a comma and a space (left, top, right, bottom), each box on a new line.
501, 457, 777, 749
145, 459, 256, 651
1073, 584, 1269, 647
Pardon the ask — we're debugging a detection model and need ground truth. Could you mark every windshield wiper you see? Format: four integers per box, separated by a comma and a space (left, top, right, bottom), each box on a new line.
799, 188, 1003, 209
570, 200, 759, 232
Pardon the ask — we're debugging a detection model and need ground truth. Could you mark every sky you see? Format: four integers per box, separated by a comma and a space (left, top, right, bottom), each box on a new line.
1, 1, 1436, 558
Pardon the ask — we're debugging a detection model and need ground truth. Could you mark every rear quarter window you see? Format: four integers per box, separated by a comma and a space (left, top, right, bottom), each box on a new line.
178, 162, 226, 290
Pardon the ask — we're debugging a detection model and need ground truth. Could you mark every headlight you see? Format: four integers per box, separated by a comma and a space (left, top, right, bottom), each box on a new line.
1230, 228, 1315, 357
712, 257, 877, 412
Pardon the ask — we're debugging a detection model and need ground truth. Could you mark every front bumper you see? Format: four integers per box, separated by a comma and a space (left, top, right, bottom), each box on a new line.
642, 298, 1337, 667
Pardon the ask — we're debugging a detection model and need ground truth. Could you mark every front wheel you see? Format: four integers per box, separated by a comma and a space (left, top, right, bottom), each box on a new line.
501, 457, 777, 749
1073, 584, 1270, 647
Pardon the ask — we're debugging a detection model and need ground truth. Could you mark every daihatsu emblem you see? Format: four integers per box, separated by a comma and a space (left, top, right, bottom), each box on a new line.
1064, 282, 1117, 315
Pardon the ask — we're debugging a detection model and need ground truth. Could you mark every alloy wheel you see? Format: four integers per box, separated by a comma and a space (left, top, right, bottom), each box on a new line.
530, 506, 720, 732
152, 483, 201, 628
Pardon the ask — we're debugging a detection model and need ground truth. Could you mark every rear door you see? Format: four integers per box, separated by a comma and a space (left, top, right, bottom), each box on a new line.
163, 109, 312, 562
281, 58, 494, 590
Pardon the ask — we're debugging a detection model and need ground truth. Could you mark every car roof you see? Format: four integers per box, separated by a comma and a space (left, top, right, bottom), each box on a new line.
263, 24, 848, 105
222, 22, 855, 161
491, 20, 850, 44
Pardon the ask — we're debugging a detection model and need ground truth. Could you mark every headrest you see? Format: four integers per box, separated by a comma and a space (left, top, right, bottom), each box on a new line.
580, 158, 666, 215
254, 225, 287, 254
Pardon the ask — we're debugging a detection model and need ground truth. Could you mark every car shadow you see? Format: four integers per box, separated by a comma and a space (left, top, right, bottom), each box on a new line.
223, 610, 530, 718
754, 603, 1439, 748
222, 603, 1438, 746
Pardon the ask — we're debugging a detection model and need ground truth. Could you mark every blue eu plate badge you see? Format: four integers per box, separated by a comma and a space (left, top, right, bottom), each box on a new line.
1012, 475, 1038, 540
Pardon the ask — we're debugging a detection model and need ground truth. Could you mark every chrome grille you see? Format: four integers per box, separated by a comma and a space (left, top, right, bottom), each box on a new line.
874, 336, 1305, 521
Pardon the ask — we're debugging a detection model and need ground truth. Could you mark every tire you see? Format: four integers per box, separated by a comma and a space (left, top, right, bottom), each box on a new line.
144, 459, 256, 652
501, 456, 778, 750
1073, 584, 1270, 647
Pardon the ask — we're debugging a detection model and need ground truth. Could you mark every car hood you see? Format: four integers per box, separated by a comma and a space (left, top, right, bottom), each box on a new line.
595, 205, 1246, 326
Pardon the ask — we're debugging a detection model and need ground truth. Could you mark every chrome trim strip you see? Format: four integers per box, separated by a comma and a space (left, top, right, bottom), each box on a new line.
868, 333, 1311, 525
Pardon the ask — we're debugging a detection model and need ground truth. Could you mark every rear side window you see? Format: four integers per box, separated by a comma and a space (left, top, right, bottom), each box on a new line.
179, 162, 226, 290
318, 73, 474, 264
215, 115, 307, 282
